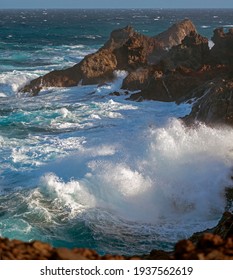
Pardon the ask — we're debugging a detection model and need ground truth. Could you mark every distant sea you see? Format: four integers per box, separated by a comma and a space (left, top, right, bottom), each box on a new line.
0, 9, 233, 256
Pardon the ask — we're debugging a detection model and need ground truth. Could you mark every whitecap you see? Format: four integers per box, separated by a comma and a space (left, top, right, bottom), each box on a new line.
201, 25, 210, 29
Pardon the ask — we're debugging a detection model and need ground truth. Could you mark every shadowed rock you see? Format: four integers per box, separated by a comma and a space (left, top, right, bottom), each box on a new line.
123, 31, 210, 102
183, 78, 233, 126
19, 20, 233, 128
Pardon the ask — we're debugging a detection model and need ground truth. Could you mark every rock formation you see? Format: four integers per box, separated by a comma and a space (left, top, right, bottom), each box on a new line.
19, 19, 233, 126
183, 79, 233, 126
20, 19, 197, 96
153, 18, 197, 49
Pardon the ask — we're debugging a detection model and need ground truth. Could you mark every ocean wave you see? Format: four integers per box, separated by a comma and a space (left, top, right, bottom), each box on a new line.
33, 119, 233, 227
0, 71, 40, 97
5, 118, 230, 253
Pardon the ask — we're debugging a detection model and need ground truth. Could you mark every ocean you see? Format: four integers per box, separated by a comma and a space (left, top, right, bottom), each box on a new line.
0, 9, 233, 256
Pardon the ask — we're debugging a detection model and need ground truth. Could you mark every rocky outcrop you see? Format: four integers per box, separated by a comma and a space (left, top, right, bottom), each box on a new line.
22, 49, 118, 96
154, 18, 197, 49
126, 27, 233, 129
20, 19, 233, 127
123, 31, 210, 102
20, 19, 197, 96
180, 28, 233, 126
209, 28, 233, 66
21, 25, 158, 95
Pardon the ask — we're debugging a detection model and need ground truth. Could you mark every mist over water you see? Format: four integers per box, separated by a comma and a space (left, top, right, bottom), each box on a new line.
0, 9, 233, 255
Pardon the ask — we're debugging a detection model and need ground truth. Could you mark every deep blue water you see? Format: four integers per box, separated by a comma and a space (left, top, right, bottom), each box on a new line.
0, 9, 233, 256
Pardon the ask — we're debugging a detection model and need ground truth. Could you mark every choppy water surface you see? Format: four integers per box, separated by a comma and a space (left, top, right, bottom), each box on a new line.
0, 9, 233, 255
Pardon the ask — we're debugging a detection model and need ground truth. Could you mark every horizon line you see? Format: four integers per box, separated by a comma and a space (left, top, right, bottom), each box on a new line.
0, 7, 233, 10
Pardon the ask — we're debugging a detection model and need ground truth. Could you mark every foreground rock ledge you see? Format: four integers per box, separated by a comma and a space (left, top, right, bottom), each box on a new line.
0, 212, 232, 260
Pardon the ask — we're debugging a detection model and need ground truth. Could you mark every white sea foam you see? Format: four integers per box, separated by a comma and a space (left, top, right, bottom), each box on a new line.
40, 173, 97, 217
201, 25, 210, 29
37, 119, 233, 243
208, 40, 215, 49
0, 71, 40, 97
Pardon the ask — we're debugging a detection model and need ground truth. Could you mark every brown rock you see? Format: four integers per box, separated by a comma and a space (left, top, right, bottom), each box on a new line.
183, 79, 233, 126
154, 19, 197, 49
160, 31, 210, 71
20, 19, 198, 96
210, 28, 233, 66
196, 233, 224, 249
54, 248, 87, 260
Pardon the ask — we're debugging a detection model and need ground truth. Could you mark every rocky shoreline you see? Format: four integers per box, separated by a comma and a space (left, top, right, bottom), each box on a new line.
21, 19, 233, 127
6, 19, 231, 260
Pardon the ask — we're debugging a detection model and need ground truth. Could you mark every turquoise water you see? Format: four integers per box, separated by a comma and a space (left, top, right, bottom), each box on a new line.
0, 9, 233, 256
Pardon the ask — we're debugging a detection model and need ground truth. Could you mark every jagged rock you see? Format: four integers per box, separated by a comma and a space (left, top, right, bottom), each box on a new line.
174, 212, 233, 260
103, 25, 158, 69
20, 19, 198, 96
154, 18, 197, 49
148, 19, 197, 64
22, 49, 118, 96
209, 28, 233, 66
183, 79, 233, 126
159, 31, 210, 71
123, 30, 210, 101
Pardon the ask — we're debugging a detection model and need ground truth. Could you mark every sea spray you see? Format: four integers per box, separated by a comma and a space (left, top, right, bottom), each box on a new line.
1, 9, 233, 255
35, 120, 233, 240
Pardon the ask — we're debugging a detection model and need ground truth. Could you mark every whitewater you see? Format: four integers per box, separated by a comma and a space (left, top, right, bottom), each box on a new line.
0, 9, 233, 255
